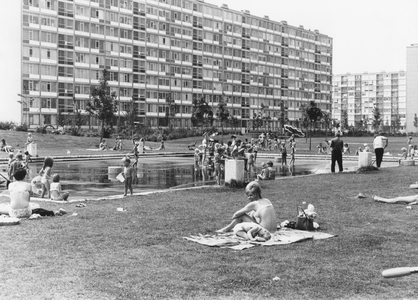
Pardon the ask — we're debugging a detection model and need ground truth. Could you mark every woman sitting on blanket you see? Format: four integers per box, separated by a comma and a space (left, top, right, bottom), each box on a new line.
216, 181, 277, 234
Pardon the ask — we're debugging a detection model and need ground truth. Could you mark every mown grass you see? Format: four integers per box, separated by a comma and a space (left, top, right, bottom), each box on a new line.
0, 129, 413, 159
2, 165, 418, 299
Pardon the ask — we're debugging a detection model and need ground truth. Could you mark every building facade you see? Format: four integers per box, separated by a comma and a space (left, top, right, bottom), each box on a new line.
332, 71, 407, 132
21, 0, 333, 130
406, 44, 418, 133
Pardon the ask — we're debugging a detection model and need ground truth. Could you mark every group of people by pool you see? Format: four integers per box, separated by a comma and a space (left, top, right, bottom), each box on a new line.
0, 133, 70, 219
192, 133, 297, 184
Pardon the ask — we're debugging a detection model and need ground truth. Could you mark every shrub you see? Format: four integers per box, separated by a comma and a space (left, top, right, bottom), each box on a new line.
14, 124, 28, 132
0, 121, 16, 130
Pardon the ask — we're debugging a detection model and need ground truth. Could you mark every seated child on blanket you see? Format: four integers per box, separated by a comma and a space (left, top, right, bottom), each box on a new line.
50, 174, 69, 201
233, 222, 272, 242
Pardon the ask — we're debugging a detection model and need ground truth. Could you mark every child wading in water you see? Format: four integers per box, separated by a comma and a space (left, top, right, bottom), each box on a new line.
39, 157, 54, 198
122, 158, 134, 196
50, 174, 70, 201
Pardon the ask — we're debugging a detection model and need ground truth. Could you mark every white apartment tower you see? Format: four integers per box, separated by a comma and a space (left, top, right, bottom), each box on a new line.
20, 0, 333, 130
406, 44, 418, 133
332, 71, 407, 131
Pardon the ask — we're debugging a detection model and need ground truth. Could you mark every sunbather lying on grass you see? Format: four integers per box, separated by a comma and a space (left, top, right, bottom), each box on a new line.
373, 195, 418, 204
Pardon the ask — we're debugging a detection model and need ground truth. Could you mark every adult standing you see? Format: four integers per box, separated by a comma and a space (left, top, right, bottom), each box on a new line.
373, 132, 388, 168
330, 132, 344, 173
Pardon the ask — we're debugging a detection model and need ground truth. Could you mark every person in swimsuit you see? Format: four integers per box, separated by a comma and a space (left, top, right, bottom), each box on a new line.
50, 174, 69, 201
233, 222, 272, 242
216, 181, 277, 234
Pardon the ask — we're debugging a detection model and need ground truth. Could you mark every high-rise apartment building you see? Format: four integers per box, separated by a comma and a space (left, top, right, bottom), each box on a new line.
332, 71, 407, 131
20, 0, 333, 130
406, 44, 418, 133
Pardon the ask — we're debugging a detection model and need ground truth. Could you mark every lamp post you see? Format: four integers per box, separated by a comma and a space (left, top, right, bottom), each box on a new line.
17, 93, 31, 127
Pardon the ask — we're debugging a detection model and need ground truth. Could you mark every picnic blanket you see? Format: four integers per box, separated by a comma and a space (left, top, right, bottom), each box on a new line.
184, 228, 336, 250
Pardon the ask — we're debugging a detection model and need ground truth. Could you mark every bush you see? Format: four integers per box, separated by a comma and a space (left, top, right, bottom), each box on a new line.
36, 126, 47, 134
0, 121, 16, 130
14, 124, 28, 132
84, 130, 100, 138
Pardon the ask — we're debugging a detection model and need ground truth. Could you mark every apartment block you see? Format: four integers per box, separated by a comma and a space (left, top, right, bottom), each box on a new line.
406, 44, 418, 133
332, 71, 407, 131
20, 0, 333, 130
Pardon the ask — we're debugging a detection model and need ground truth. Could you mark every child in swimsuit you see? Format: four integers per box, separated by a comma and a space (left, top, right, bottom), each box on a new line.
39, 157, 54, 198
8, 168, 32, 218
123, 158, 134, 196
50, 174, 69, 201
233, 222, 272, 242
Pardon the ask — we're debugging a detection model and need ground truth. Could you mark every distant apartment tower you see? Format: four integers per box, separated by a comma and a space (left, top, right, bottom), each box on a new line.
20, 0, 333, 130
332, 71, 406, 131
406, 44, 418, 133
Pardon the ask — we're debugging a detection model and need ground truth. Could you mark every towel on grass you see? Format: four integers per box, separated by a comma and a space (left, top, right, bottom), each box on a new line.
184, 228, 336, 250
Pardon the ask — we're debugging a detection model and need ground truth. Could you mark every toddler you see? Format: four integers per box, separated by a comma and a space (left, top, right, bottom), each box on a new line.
39, 157, 54, 198
256, 162, 269, 180
233, 222, 272, 242
50, 174, 70, 201
122, 158, 134, 196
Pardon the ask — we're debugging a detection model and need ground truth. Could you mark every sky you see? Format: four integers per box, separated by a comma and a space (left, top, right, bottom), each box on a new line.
0, 0, 417, 123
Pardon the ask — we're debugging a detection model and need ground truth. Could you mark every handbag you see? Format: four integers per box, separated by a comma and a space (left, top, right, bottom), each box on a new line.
296, 206, 314, 231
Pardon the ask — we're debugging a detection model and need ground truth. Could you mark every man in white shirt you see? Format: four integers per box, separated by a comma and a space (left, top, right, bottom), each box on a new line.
373, 132, 388, 168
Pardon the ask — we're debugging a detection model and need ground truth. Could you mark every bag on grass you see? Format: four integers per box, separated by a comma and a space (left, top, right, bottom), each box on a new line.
296, 206, 314, 231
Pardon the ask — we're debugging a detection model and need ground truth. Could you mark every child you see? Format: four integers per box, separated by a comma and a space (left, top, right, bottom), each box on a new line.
245, 147, 256, 181
266, 161, 276, 180
39, 157, 54, 198
8, 153, 25, 182
256, 162, 269, 180
194, 148, 201, 169
122, 158, 134, 196
25, 132, 34, 146
158, 139, 165, 151
233, 222, 272, 242
50, 174, 70, 201
99, 139, 108, 150
355, 147, 363, 156
280, 142, 287, 167
289, 141, 296, 167
343, 143, 350, 155
213, 147, 224, 185
8, 168, 32, 218
132, 140, 139, 167
399, 147, 408, 165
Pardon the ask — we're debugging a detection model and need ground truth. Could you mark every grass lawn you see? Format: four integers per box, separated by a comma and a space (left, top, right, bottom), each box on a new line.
0, 129, 413, 159
2, 165, 418, 299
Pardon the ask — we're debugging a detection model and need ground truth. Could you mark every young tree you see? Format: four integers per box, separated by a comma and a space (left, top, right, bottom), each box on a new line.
251, 112, 263, 131
191, 97, 213, 129
215, 95, 230, 142
86, 69, 118, 140
165, 94, 178, 131
341, 109, 349, 131
372, 105, 381, 132
391, 114, 401, 133
321, 111, 332, 139
56, 109, 67, 130
227, 115, 240, 134
123, 98, 139, 139
306, 101, 322, 150
70, 101, 85, 136
414, 113, 418, 133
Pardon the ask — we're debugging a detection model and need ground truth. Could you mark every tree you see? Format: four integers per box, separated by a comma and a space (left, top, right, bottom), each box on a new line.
227, 115, 240, 134
321, 111, 332, 139
341, 109, 349, 131
372, 105, 381, 132
391, 114, 401, 133
123, 98, 139, 139
191, 97, 213, 129
251, 112, 263, 131
165, 94, 178, 131
215, 95, 230, 142
299, 103, 310, 143
414, 113, 418, 133
86, 69, 118, 139
306, 101, 322, 150
56, 109, 67, 130
69, 99, 85, 136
